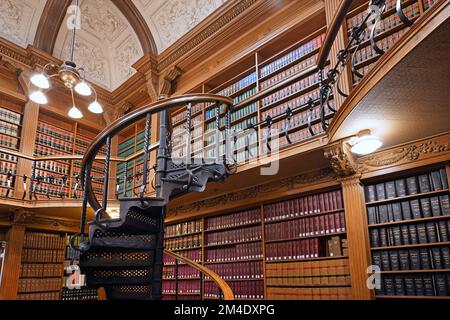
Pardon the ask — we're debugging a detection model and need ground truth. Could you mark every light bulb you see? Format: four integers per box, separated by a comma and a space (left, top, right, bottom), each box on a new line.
74, 81, 92, 96
29, 91, 48, 104
88, 101, 103, 114
30, 73, 50, 89
351, 134, 382, 155
68, 106, 83, 119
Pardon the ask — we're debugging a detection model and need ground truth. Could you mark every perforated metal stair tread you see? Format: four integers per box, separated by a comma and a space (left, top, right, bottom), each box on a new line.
80, 249, 155, 268
90, 229, 157, 250
85, 267, 155, 286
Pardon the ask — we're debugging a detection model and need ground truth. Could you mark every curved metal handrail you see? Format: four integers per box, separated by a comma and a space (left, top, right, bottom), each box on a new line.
164, 250, 235, 300
80, 94, 234, 215
316, 0, 353, 69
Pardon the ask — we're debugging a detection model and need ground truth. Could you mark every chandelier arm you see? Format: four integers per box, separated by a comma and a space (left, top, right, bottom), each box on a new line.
69, 0, 80, 63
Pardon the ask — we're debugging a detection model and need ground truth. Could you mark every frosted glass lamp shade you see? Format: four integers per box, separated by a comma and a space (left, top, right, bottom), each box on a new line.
74, 81, 92, 96
29, 91, 48, 104
88, 101, 103, 114
30, 74, 50, 89
68, 106, 83, 119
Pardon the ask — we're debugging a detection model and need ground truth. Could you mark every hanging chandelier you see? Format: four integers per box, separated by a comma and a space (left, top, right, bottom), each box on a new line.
28, 0, 103, 119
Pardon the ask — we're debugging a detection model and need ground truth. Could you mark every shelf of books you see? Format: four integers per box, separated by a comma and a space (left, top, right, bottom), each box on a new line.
365, 165, 450, 299
0, 101, 22, 197
203, 208, 264, 300
72, 126, 107, 199
162, 219, 204, 300
117, 123, 147, 198
34, 115, 74, 200
346, 0, 427, 85
167, 21, 331, 165
263, 189, 352, 300
16, 232, 66, 300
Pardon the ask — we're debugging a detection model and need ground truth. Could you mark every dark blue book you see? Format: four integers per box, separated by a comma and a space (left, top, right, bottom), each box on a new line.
438, 221, 449, 242
423, 276, 435, 296
439, 195, 450, 215
431, 247, 443, 269
410, 249, 421, 270
418, 249, 431, 269
430, 196, 441, 216
398, 249, 410, 270
401, 201, 413, 220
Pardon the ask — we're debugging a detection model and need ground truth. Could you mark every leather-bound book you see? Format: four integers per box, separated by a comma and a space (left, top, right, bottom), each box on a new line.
392, 203, 403, 221
420, 198, 432, 218
404, 276, 416, 296
418, 249, 431, 269
440, 247, 450, 269
439, 195, 450, 215
431, 247, 443, 269
416, 223, 428, 244
400, 225, 410, 245
438, 221, 449, 242
408, 224, 419, 244
385, 181, 397, 199
365, 185, 377, 202
425, 222, 438, 243
367, 207, 378, 225
371, 252, 382, 269
370, 229, 380, 247
413, 277, 425, 296
389, 250, 400, 270
392, 226, 402, 246
384, 277, 395, 295
439, 168, 448, 189
406, 176, 419, 195
387, 204, 395, 222
379, 227, 388, 247
394, 277, 406, 295
430, 196, 442, 216
398, 249, 410, 270
434, 274, 448, 296
430, 170, 443, 190
410, 199, 422, 219
409, 249, 421, 270
381, 251, 391, 271
423, 276, 435, 296
378, 205, 389, 223
401, 201, 413, 220
418, 174, 431, 193
395, 179, 407, 197
376, 183, 386, 201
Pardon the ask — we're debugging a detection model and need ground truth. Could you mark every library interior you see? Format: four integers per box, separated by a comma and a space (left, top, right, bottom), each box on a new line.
0, 0, 449, 302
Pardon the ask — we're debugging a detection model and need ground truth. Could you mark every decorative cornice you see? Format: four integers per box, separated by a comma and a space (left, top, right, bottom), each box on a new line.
168, 167, 336, 215
157, 0, 258, 71
357, 133, 450, 173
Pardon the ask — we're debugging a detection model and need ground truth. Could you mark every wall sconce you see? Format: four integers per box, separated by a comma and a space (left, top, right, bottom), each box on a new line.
348, 129, 383, 155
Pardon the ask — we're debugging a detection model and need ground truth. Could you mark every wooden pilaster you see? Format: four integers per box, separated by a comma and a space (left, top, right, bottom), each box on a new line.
341, 175, 374, 300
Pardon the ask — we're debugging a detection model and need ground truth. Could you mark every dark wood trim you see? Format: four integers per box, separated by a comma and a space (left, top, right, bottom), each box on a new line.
33, 0, 72, 54
111, 0, 157, 54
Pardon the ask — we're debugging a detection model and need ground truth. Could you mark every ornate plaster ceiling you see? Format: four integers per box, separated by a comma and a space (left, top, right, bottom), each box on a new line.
132, 0, 227, 53
53, 0, 144, 91
0, 0, 47, 48
0, 0, 228, 91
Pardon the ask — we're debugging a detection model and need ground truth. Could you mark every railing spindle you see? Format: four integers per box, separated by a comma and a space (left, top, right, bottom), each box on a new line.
80, 165, 91, 242
186, 103, 192, 165
139, 113, 151, 199
29, 160, 36, 201
215, 102, 221, 163
102, 136, 111, 210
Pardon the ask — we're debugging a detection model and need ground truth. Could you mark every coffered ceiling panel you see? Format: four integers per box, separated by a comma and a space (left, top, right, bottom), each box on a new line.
132, 0, 227, 53
53, 0, 144, 91
0, 0, 47, 48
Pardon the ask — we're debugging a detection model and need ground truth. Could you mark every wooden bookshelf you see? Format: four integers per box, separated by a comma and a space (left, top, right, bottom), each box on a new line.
364, 164, 450, 298
0, 102, 22, 198
16, 231, 66, 300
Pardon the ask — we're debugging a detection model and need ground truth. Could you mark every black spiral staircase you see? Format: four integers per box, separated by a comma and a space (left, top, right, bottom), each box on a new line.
70, 95, 235, 300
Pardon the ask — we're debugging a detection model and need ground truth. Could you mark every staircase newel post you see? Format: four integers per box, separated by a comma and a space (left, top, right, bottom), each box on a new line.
80, 165, 91, 241
140, 113, 152, 198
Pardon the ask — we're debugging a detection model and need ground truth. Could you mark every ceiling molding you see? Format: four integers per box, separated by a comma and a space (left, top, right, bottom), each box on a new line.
33, 0, 72, 54
110, 0, 157, 54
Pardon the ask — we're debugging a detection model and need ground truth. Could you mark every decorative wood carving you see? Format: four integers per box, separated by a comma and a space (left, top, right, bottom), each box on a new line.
104, 101, 133, 124
10, 209, 34, 225
324, 140, 358, 177
159, 65, 182, 97
168, 167, 336, 215
357, 133, 450, 173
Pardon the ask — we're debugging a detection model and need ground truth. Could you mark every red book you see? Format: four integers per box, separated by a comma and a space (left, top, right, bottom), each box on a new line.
305, 239, 310, 258
319, 214, 325, 234
334, 213, 341, 232
331, 191, 338, 210
324, 192, 330, 212
340, 212, 346, 232
336, 190, 343, 209
308, 196, 314, 214
323, 213, 329, 234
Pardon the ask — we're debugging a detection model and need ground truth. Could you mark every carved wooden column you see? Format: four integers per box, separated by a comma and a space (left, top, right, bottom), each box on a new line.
324, 0, 352, 109
325, 141, 374, 300
0, 211, 33, 300
15, 72, 39, 198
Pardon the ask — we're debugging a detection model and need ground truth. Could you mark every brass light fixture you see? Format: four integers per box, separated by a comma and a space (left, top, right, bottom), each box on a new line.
29, 0, 103, 118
